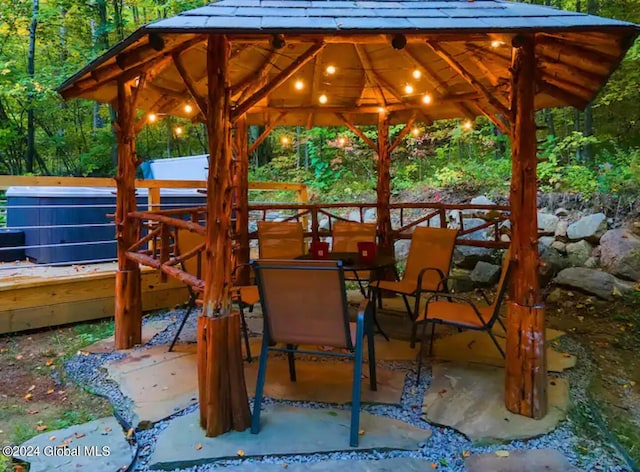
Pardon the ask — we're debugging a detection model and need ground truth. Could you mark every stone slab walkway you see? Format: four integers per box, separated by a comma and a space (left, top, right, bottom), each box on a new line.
465, 449, 580, 471
422, 363, 569, 442
83, 318, 174, 354
14, 417, 135, 472
193, 458, 434, 471
148, 405, 431, 470
244, 359, 405, 405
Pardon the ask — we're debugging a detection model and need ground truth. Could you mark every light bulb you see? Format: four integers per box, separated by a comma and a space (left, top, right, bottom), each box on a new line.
294, 80, 304, 90
280, 136, 290, 145
184, 104, 193, 114
422, 94, 432, 105
463, 120, 473, 130
377, 106, 386, 114
325, 65, 336, 75
491, 40, 505, 48
412, 69, 421, 80
174, 126, 183, 136
148, 113, 157, 123
319, 94, 328, 104
412, 127, 420, 137
338, 137, 346, 146
404, 84, 414, 94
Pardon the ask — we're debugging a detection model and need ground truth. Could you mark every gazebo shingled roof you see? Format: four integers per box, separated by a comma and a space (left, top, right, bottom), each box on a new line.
58, 0, 639, 126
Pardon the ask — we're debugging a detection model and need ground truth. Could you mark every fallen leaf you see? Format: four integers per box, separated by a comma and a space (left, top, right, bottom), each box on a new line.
15, 354, 23, 360
27, 409, 39, 415
27, 385, 36, 392
48, 435, 56, 441
126, 428, 134, 440
74, 433, 85, 439
24, 393, 33, 401
195, 443, 202, 450
358, 429, 365, 436
462, 450, 471, 458
237, 449, 245, 457
430, 463, 438, 469
495, 450, 510, 457
105, 427, 112, 433
35, 425, 47, 432
45, 359, 55, 366
46, 389, 54, 395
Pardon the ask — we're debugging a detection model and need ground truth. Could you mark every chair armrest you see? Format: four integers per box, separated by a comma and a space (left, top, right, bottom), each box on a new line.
423, 293, 486, 326
356, 298, 371, 320
415, 266, 447, 294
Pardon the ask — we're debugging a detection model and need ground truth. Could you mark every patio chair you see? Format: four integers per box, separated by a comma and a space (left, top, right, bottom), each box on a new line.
369, 226, 458, 347
331, 221, 377, 295
168, 229, 252, 360
250, 259, 377, 447
415, 249, 512, 381
257, 221, 305, 258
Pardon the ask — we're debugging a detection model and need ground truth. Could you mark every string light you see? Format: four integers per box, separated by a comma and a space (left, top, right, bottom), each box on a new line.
338, 137, 347, 146
412, 127, 421, 137
174, 126, 183, 136
377, 106, 386, 114
491, 40, 505, 48
412, 69, 421, 80
463, 120, 473, 130
319, 94, 328, 104
404, 84, 414, 94
325, 65, 336, 75
184, 104, 193, 114
422, 94, 432, 105
147, 113, 157, 123
280, 136, 290, 145
294, 79, 304, 90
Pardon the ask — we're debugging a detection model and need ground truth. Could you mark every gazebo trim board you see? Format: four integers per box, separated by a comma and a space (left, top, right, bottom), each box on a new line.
56, 0, 639, 437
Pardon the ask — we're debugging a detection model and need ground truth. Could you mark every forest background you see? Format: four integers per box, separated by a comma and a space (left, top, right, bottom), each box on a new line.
0, 0, 639, 206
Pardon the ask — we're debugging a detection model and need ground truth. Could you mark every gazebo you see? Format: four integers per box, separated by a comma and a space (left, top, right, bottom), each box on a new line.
58, 0, 638, 437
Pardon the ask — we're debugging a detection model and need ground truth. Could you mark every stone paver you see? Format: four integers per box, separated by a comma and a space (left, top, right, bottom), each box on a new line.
192, 458, 434, 472
83, 318, 174, 354
15, 417, 134, 472
465, 449, 580, 471
148, 405, 430, 470
422, 363, 569, 442
244, 359, 405, 405
430, 330, 576, 372
105, 345, 198, 425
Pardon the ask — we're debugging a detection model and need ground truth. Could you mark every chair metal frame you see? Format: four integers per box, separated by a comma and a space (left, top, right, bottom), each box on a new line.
331, 221, 378, 296
250, 259, 377, 447
415, 252, 512, 381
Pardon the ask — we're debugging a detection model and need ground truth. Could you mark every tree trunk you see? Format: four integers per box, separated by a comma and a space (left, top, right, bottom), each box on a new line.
26, 0, 39, 174
198, 34, 251, 437
376, 112, 392, 257
234, 115, 250, 286
114, 80, 142, 349
582, 0, 597, 164
505, 35, 547, 419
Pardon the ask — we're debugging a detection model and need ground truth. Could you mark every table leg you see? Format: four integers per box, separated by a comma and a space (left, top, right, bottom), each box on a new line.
368, 286, 390, 341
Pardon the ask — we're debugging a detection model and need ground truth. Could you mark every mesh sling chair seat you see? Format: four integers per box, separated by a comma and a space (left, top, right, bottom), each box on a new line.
257, 221, 305, 259
369, 226, 458, 347
415, 249, 512, 381
168, 229, 252, 360
331, 221, 377, 296
251, 259, 377, 447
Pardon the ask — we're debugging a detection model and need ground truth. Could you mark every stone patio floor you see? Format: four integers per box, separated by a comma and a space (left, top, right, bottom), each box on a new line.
12, 293, 628, 471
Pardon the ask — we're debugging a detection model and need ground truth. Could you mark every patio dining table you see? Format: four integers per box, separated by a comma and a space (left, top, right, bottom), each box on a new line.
296, 251, 396, 340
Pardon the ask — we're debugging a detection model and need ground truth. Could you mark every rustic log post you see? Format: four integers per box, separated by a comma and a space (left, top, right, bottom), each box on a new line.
376, 111, 393, 256
114, 79, 142, 349
505, 35, 547, 419
197, 34, 251, 436
234, 114, 250, 286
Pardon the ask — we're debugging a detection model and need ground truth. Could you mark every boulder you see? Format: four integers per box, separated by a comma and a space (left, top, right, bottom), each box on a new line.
555, 220, 569, 240
363, 208, 376, 222
551, 241, 566, 253
539, 236, 555, 251
417, 214, 442, 228
554, 267, 633, 300
470, 261, 501, 286
448, 268, 475, 293
470, 195, 495, 208
318, 217, 330, 231
538, 212, 559, 235
347, 210, 361, 222
554, 207, 570, 217
539, 242, 570, 286
600, 229, 640, 281
453, 246, 494, 270
394, 239, 411, 264
584, 256, 599, 268
460, 217, 492, 241
565, 240, 593, 267
567, 213, 607, 242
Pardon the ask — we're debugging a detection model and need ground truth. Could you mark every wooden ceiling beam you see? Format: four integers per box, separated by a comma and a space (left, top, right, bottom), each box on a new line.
307, 50, 325, 130
231, 49, 277, 99
465, 43, 512, 68
538, 54, 608, 89
173, 52, 208, 118
536, 34, 619, 62
229, 33, 494, 45
247, 112, 287, 155
470, 102, 511, 137
539, 80, 588, 110
232, 41, 325, 119
337, 113, 377, 151
389, 113, 416, 153
133, 95, 177, 133
541, 75, 593, 102
354, 45, 387, 106
427, 40, 510, 118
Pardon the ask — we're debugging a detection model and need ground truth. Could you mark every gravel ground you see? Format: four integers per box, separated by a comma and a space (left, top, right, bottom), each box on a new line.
63, 310, 633, 472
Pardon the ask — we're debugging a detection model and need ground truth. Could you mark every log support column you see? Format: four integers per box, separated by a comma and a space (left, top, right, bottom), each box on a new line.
114, 79, 142, 349
197, 34, 251, 437
505, 35, 547, 419
376, 112, 393, 257
234, 114, 250, 286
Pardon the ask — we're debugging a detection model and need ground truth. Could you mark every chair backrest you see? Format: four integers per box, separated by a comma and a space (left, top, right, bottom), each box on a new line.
490, 248, 512, 312
257, 221, 305, 259
175, 229, 205, 279
331, 221, 377, 253
403, 226, 458, 290
252, 259, 353, 349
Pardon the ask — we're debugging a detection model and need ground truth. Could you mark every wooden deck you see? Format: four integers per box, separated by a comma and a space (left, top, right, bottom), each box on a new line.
0, 262, 188, 334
